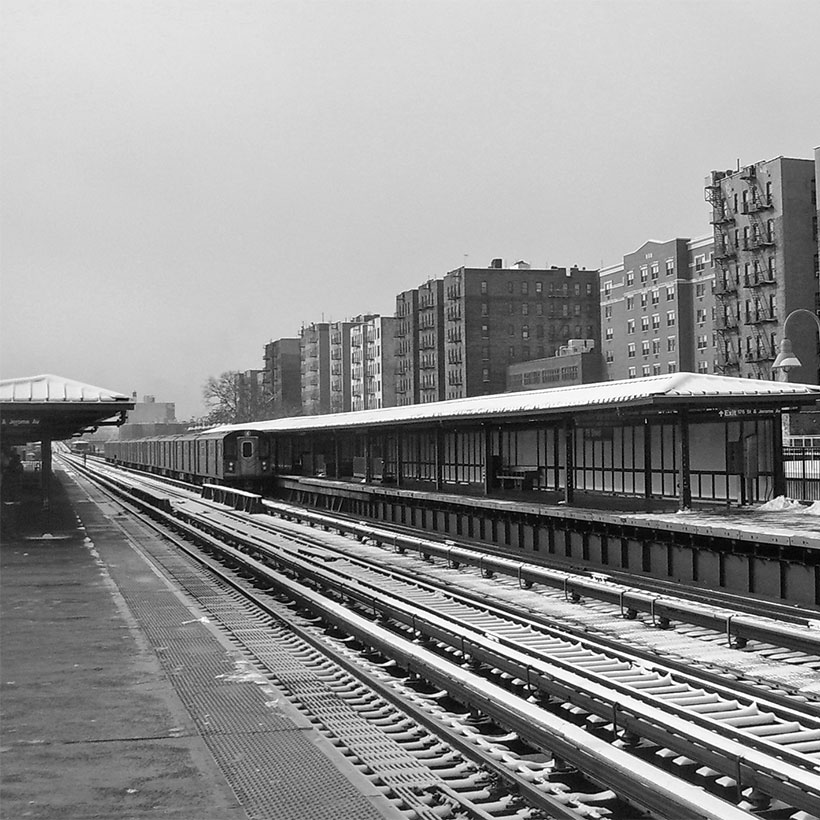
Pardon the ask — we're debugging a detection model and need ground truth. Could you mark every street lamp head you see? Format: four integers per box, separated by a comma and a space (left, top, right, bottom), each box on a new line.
771, 337, 802, 374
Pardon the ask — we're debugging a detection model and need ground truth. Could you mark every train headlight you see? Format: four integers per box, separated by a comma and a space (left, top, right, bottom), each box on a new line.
261, 461, 269, 471
227, 461, 235, 472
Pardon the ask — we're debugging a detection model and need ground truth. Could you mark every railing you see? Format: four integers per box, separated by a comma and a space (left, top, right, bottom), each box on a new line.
784, 447, 820, 501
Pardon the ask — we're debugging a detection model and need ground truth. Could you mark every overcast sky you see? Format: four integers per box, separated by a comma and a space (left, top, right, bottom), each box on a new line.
2, 0, 819, 419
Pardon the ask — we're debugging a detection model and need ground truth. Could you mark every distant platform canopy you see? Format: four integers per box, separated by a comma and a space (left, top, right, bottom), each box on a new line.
0, 374, 135, 446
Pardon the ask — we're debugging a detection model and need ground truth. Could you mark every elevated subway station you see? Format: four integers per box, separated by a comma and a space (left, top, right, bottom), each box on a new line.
0, 374, 134, 512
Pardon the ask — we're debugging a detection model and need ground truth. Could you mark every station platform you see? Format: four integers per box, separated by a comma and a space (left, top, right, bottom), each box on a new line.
0, 467, 400, 820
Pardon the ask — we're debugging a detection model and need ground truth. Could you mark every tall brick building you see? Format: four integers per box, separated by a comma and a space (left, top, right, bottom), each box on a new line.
262, 338, 301, 418
599, 237, 717, 380
300, 322, 330, 415
442, 260, 600, 399
706, 156, 818, 383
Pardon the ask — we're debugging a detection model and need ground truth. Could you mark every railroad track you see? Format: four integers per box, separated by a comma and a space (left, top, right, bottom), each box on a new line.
66, 457, 820, 818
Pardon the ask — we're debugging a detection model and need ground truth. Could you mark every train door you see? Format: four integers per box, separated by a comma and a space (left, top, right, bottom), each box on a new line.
237, 434, 260, 478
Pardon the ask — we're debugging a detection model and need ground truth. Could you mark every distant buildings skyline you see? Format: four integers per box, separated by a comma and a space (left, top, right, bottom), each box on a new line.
230, 147, 819, 420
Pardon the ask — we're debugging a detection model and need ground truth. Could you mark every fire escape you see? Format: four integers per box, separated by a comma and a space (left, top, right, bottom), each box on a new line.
739, 165, 778, 376
705, 171, 740, 374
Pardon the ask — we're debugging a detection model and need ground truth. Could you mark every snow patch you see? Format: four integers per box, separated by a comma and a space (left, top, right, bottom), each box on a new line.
756, 496, 806, 512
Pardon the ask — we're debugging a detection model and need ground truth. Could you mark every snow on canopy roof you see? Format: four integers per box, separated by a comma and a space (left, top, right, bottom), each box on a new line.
0, 374, 131, 403
216, 373, 820, 435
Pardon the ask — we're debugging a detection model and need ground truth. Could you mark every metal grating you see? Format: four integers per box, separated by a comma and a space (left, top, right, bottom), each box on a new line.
103, 534, 389, 820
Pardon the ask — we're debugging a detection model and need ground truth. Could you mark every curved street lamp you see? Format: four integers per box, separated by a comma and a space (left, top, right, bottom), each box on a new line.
771, 308, 820, 379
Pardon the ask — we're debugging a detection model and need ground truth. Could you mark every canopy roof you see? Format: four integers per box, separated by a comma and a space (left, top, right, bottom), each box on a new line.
0, 374, 134, 445
215, 372, 820, 435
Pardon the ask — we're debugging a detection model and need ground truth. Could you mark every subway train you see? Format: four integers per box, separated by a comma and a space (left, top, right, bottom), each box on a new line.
104, 427, 273, 485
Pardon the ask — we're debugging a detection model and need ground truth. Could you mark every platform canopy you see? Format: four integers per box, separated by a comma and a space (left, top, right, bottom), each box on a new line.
0, 374, 135, 446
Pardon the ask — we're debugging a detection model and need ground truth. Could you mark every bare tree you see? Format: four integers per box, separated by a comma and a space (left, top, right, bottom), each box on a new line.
202, 371, 242, 424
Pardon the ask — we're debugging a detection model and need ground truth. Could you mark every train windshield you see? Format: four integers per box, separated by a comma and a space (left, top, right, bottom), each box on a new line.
241, 441, 254, 458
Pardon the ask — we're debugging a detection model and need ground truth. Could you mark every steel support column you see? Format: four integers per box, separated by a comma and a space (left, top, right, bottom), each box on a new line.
435, 426, 443, 492
563, 418, 574, 505
772, 412, 786, 497
40, 437, 52, 510
482, 425, 493, 496
677, 409, 692, 510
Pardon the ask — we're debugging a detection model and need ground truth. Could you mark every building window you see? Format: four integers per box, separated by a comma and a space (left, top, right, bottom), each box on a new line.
481, 324, 489, 338
627, 343, 636, 358
628, 367, 637, 378
651, 289, 659, 304
604, 305, 612, 318
522, 345, 530, 358
641, 316, 649, 332
521, 281, 529, 295
605, 350, 614, 363
507, 281, 513, 293
640, 266, 648, 283
641, 293, 648, 307
666, 259, 674, 275
509, 346, 515, 359
481, 345, 489, 360
651, 262, 659, 280
481, 302, 489, 316
522, 325, 530, 339
627, 319, 635, 334
536, 325, 544, 338
668, 362, 677, 373
652, 363, 661, 375
536, 303, 543, 316
508, 301, 514, 314
641, 340, 650, 356
626, 296, 634, 310
522, 303, 529, 315
652, 338, 660, 354
695, 282, 706, 297
696, 308, 707, 324
482, 367, 490, 382
667, 285, 675, 301
535, 281, 542, 294
574, 304, 581, 316
697, 334, 708, 350
642, 364, 651, 376
626, 272, 634, 286
697, 360, 709, 373
605, 327, 614, 340
508, 324, 514, 336
667, 337, 676, 352
666, 310, 676, 326
481, 280, 488, 295
603, 282, 612, 298
652, 313, 660, 329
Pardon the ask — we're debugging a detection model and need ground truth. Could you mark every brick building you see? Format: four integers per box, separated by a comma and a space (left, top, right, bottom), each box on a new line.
600, 237, 716, 380
351, 315, 397, 410
442, 259, 600, 400
262, 338, 301, 418
394, 289, 419, 406
300, 322, 330, 415
706, 156, 818, 383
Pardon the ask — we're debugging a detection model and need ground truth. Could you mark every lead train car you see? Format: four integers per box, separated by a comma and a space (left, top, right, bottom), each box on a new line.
104, 428, 273, 485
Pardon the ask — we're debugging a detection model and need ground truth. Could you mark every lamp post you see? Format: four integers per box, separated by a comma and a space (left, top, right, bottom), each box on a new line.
771, 308, 820, 381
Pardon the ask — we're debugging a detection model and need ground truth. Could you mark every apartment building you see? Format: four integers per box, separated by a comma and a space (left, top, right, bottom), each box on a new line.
443, 259, 600, 399
394, 289, 419, 406
262, 338, 301, 418
706, 156, 818, 383
236, 369, 265, 422
329, 320, 356, 414
600, 237, 716, 380
350, 315, 397, 410
300, 322, 330, 415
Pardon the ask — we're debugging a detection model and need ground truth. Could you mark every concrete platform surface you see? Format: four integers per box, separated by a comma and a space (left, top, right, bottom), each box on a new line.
0, 469, 398, 819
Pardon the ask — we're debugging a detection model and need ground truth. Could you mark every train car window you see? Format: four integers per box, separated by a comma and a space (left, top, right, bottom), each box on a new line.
242, 441, 254, 458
